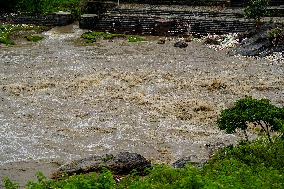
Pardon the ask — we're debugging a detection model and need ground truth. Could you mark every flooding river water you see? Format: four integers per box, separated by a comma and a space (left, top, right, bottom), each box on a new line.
0, 24, 283, 185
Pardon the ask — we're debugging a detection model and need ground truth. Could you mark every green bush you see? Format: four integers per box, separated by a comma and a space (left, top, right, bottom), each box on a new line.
244, 0, 269, 20
0, 24, 48, 45
217, 97, 284, 141
124, 165, 204, 189
81, 31, 145, 43
0, 0, 83, 15
25, 170, 115, 189
208, 138, 284, 170
2, 177, 19, 189
203, 138, 284, 188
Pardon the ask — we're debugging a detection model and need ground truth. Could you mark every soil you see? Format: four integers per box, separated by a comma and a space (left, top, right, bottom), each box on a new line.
0, 23, 283, 188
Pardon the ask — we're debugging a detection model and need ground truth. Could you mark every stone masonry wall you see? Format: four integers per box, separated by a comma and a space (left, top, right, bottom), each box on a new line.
0, 12, 74, 26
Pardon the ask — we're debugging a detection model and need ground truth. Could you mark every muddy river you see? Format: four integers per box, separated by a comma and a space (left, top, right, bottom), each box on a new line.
0, 23, 283, 186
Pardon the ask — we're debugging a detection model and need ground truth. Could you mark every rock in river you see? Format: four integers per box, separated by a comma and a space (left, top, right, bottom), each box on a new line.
51, 152, 151, 178
174, 41, 188, 48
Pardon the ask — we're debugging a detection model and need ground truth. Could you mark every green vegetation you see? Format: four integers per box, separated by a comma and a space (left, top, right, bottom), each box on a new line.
0, 25, 16, 45
267, 28, 283, 44
25, 34, 44, 42
2, 177, 19, 189
217, 97, 284, 141
2, 97, 284, 188
244, 0, 269, 20
0, 0, 83, 15
81, 31, 145, 43
81, 31, 127, 43
3, 138, 284, 188
0, 24, 47, 45
127, 35, 145, 42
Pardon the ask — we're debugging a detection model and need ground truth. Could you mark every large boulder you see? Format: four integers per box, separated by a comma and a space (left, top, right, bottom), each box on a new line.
51, 152, 151, 178
153, 19, 175, 36
230, 23, 284, 57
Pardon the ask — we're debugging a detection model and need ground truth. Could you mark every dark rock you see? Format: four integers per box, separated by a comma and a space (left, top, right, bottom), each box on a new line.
172, 156, 206, 169
203, 36, 221, 45
108, 152, 150, 174
79, 14, 99, 29
174, 41, 188, 48
51, 152, 151, 179
157, 38, 166, 44
204, 142, 227, 157
230, 23, 284, 57
154, 19, 175, 36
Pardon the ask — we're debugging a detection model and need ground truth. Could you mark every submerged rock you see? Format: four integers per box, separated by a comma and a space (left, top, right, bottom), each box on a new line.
157, 38, 166, 44
203, 35, 221, 45
174, 41, 188, 48
51, 152, 151, 178
172, 156, 206, 169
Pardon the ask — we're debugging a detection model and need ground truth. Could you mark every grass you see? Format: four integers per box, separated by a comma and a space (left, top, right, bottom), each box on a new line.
81, 31, 146, 43
0, 24, 48, 45
128, 35, 145, 42
25, 35, 44, 42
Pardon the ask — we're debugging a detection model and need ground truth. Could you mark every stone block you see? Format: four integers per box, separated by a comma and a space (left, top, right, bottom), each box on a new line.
79, 14, 99, 29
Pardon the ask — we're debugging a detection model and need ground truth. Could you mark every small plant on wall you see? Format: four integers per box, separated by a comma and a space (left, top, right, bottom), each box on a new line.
244, 0, 269, 21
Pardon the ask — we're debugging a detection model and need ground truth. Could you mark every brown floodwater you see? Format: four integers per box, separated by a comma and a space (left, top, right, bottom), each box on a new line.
0, 24, 283, 185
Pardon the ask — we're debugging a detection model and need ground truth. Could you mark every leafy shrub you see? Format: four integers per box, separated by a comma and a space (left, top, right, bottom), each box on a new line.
203, 158, 284, 188
208, 138, 284, 170
0, 25, 16, 45
217, 97, 284, 141
117, 165, 204, 189
203, 138, 284, 188
268, 28, 283, 39
26, 170, 115, 189
2, 177, 19, 189
267, 28, 283, 45
244, 0, 269, 20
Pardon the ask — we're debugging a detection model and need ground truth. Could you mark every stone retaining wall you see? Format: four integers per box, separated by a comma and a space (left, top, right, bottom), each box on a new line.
111, 8, 243, 18
0, 12, 74, 26
109, 0, 230, 6
80, 14, 256, 35
108, 0, 283, 6
230, 0, 284, 7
